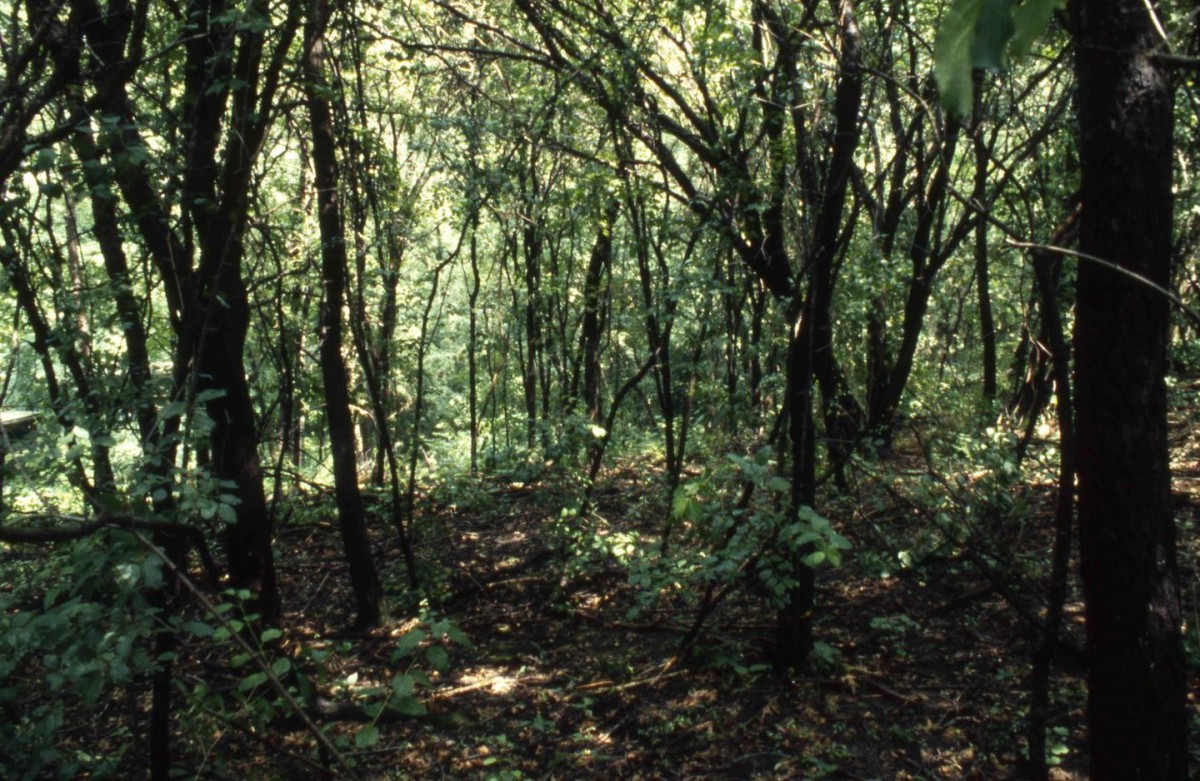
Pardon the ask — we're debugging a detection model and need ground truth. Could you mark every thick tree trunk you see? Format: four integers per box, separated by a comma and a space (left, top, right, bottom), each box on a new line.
1071, 1, 1188, 778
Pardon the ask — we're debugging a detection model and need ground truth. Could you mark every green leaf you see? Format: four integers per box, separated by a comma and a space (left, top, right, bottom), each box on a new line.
159, 400, 187, 421
238, 672, 268, 692
195, 388, 227, 403
259, 628, 283, 644
141, 557, 164, 589
271, 657, 292, 676
444, 624, 473, 649
971, 0, 1016, 71
354, 724, 380, 748
394, 628, 426, 657
937, 0, 1058, 116
391, 673, 415, 699
935, 0, 987, 117
425, 645, 450, 670
1009, 0, 1063, 59
803, 550, 827, 568
391, 695, 427, 717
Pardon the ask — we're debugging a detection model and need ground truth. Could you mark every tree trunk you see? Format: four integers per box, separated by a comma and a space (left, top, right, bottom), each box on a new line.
1026, 245, 1075, 780
304, 0, 382, 629
1071, 1, 1188, 778
972, 81, 997, 402
579, 202, 618, 427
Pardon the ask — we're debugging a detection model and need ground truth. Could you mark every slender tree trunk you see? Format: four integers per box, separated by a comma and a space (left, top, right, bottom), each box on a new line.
776, 297, 818, 668
1071, 1, 1187, 777
579, 202, 617, 427
304, 0, 382, 629
1026, 246, 1075, 780
972, 84, 997, 402
468, 216, 482, 474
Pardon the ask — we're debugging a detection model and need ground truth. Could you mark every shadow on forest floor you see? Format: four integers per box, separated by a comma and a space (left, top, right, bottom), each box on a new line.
70, 416, 1200, 779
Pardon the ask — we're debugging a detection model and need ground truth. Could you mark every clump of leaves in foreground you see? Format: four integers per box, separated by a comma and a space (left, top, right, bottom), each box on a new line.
935, 0, 1063, 115
0, 535, 158, 780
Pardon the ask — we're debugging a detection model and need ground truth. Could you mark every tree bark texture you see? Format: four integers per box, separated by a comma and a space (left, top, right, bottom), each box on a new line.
1071, 1, 1188, 778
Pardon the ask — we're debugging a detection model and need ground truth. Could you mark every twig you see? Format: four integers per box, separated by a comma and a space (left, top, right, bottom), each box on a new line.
128, 529, 363, 781
1006, 239, 1200, 328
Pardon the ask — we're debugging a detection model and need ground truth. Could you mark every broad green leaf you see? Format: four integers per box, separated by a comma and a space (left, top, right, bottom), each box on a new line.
141, 557, 164, 589
238, 671, 268, 692
158, 400, 187, 421
271, 657, 292, 676
354, 724, 380, 748
394, 628, 426, 657
445, 624, 473, 649
935, 0, 987, 117
425, 645, 450, 670
392, 673, 415, 699
391, 696, 426, 717
971, 0, 1017, 71
937, 0, 1058, 116
803, 550, 827, 568
1009, 0, 1063, 59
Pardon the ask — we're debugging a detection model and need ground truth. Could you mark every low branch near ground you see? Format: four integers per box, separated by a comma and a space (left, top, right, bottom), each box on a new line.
0, 512, 220, 587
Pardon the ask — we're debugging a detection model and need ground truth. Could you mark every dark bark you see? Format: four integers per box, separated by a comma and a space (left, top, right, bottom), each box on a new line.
578, 202, 618, 426
807, 0, 865, 490
763, 0, 864, 667
628, 192, 677, 492
70, 124, 170, 496
72, 0, 295, 623
775, 296, 818, 667
1025, 245, 1075, 780
519, 168, 543, 451
972, 82, 997, 402
468, 216, 482, 474
1070, 1, 1188, 778
303, 0, 382, 629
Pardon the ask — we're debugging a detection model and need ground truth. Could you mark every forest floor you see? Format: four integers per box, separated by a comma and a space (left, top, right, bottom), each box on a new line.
211, 420, 1200, 781
59, 414, 1200, 779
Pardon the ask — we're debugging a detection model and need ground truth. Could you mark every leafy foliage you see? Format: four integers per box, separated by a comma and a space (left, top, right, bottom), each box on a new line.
935, 0, 1064, 115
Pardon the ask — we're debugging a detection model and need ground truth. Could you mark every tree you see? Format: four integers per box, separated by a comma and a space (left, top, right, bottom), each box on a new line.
303, 0, 384, 629
936, 0, 1189, 776
1071, 0, 1187, 776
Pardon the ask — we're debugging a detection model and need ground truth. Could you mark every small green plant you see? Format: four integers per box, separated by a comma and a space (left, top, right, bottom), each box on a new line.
0, 534, 157, 779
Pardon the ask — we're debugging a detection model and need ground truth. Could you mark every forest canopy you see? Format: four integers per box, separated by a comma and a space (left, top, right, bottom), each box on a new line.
0, 0, 1195, 778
